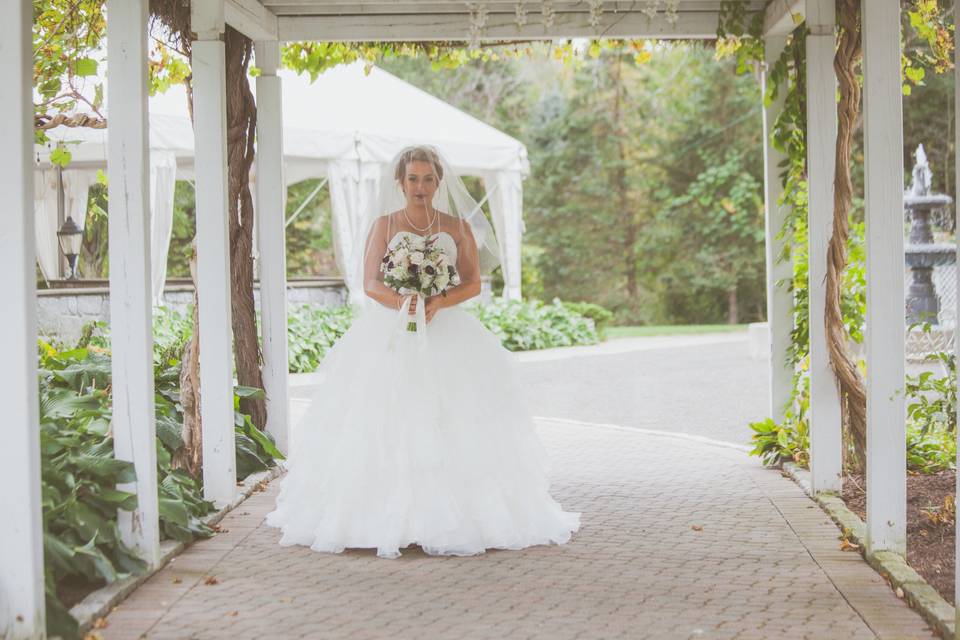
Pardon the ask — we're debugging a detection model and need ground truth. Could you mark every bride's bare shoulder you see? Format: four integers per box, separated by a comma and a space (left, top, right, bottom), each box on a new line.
372, 211, 402, 232
436, 212, 467, 237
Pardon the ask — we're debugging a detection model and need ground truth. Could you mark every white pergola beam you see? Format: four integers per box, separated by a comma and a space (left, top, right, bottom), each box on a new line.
805, 0, 842, 495
264, 0, 762, 10
106, 0, 161, 567
254, 40, 290, 455
0, 2, 46, 637
192, 0, 238, 506
761, 34, 793, 425
278, 11, 744, 42
862, 0, 906, 557
227, 0, 279, 41
764, 0, 804, 36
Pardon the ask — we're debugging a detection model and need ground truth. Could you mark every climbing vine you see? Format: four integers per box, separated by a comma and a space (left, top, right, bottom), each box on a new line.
718, 0, 955, 469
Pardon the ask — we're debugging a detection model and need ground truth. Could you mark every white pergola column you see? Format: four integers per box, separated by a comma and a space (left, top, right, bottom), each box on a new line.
0, 3, 45, 637
862, 0, 906, 557
106, 0, 160, 567
192, 0, 237, 506
254, 40, 290, 455
805, 0, 842, 494
761, 34, 793, 424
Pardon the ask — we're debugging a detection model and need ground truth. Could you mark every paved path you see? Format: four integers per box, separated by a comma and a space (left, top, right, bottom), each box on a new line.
99, 333, 939, 639
515, 333, 769, 447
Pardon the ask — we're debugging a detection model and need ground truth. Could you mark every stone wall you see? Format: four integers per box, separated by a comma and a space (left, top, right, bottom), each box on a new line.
36, 279, 348, 344
36, 276, 494, 344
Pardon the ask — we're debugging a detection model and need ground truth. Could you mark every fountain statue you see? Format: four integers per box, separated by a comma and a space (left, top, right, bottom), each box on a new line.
904, 144, 954, 325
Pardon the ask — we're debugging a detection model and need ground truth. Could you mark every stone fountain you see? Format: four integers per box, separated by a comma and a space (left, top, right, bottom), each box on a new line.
904, 144, 954, 326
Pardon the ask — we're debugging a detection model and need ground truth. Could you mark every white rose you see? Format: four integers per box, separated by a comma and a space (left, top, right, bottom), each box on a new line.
451, 273, 461, 286
391, 266, 407, 279
409, 252, 424, 265
437, 254, 449, 267
393, 247, 409, 261
435, 274, 450, 289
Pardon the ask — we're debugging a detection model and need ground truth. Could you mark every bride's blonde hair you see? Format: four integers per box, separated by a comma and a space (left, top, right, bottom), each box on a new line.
394, 145, 445, 182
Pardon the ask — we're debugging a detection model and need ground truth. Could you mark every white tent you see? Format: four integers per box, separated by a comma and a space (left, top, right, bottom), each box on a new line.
34, 61, 529, 303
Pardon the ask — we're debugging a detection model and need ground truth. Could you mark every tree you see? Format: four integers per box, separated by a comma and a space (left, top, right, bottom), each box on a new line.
149, 0, 266, 433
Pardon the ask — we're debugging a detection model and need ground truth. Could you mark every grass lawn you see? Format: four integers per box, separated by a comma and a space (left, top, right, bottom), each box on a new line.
604, 324, 749, 339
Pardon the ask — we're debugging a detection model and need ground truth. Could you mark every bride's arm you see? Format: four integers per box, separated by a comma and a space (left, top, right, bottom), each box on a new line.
431, 224, 481, 310
363, 217, 406, 311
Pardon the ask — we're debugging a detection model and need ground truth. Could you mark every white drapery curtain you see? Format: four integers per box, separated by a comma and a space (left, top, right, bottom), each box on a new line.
483, 170, 525, 300
34, 158, 175, 298
150, 151, 178, 306
34, 169, 96, 281
327, 160, 381, 306
63, 171, 96, 235
34, 170, 61, 282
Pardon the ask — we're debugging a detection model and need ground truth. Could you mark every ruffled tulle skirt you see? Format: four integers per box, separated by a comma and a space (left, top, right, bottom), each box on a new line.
264, 301, 581, 559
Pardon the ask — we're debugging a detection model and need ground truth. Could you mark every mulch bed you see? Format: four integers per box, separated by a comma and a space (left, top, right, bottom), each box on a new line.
841, 469, 955, 606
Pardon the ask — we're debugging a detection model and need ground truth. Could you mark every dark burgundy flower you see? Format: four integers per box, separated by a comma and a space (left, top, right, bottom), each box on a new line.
408, 264, 419, 275
381, 255, 390, 263
387, 262, 394, 269
447, 265, 455, 275
424, 265, 435, 275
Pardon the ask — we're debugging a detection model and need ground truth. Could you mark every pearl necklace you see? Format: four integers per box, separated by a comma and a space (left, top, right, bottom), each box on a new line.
402, 204, 437, 233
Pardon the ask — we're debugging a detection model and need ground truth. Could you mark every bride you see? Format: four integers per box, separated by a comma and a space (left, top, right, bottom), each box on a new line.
265, 145, 581, 559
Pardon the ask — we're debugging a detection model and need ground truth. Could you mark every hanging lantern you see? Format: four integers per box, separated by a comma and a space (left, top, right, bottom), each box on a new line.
57, 216, 83, 280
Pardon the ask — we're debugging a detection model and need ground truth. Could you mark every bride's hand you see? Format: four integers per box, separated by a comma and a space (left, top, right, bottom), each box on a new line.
425, 296, 443, 323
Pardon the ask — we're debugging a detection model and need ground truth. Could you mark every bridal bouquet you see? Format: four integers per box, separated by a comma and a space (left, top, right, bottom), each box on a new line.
380, 235, 461, 331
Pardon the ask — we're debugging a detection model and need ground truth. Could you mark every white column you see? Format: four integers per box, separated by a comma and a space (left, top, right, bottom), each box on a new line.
0, 3, 46, 637
761, 34, 793, 424
192, 0, 237, 506
254, 40, 290, 455
805, 0, 842, 495
862, 0, 906, 557
106, 0, 160, 566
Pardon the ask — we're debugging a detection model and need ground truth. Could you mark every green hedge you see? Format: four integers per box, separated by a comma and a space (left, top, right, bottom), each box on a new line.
467, 298, 600, 351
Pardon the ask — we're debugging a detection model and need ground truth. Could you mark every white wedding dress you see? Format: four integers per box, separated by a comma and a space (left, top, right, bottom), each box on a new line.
265, 231, 581, 559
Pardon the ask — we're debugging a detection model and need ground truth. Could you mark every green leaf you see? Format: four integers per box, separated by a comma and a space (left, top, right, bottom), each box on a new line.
244, 422, 285, 460
95, 488, 139, 511
234, 385, 266, 399
50, 146, 72, 168
904, 65, 925, 84
159, 497, 190, 527
74, 57, 98, 77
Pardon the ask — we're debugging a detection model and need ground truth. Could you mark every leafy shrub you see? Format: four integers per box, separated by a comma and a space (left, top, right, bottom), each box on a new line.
466, 297, 599, 351
41, 316, 284, 639
904, 348, 957, 473
38, 343, 217, 639
559, 300, 614, 338
748, 416, 810, 468
750, 348, 957, 475
906, 421, 956, 474
748, 366, 810, 468
285, 303, 354, 373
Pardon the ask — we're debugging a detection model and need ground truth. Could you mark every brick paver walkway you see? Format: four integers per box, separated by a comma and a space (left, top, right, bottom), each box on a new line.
99, 419, 939, 640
